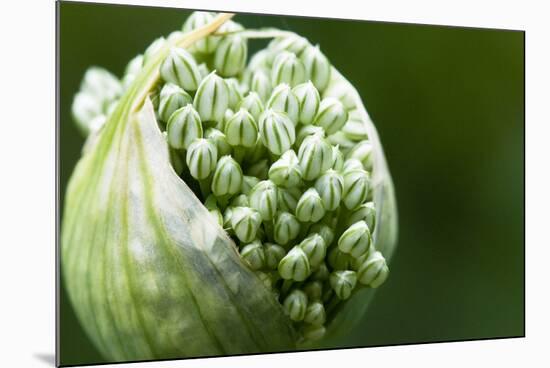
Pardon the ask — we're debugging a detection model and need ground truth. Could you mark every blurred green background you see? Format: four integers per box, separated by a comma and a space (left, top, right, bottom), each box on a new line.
58, 1, 524, 366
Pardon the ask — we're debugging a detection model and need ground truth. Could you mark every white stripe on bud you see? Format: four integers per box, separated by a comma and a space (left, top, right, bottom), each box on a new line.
268, 150, 303, 188
185, 138, 217, 180
160, 47, 202, 92
267, 83, 300, 124
300, 45, 331, 92
240, 240, 266, 270
274, 211, 301, 246
166, 104, 203, 150
338, 220, 372, 258
224, 108, 258, 148
357, 250, 389, 288
293, 81, 320, 125
283, 289, 308, 321
297, 134, 333, 180
193, 71, 230, 123
278, 247, 311, 282
249, 180, 278, 221
330, 270, 357, 300
342, 169, 371, 210
238, 92, 265, 121
314, 169, 344, 211
214, 36, 248, 77
258, 109, 296, 155
314, 97, 348, 135
211, 155, 243, 196
182, 12, 220, 54
232, 208, 262, 244
296, 188, 326, 223
158, 83, 192, 122
271, 51, 308, 88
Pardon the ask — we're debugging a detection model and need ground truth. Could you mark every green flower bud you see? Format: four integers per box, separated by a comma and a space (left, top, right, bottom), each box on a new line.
143, 37, 166, 66
258, 109, 296, 155
185, 138, 218, 180
198, 63, 210, 79
297, 134, 333, 180
249, 180, 278, 221
204, 194, 218, 210
224, 108, 258, 148
268, 34, 309, 56
71, 92, 102, 135
246, 159, 269, 180
273, 211, 301, 246
230, 194, 249, 208
81, 66, 122, 103
205, 128, 232, 157
304, 301, 326, 326
347, 201, 376, 232
271, 51, 308, 87
277, 186, 302, 213
278, 246, 311, 281
312, 262, 330, 281
166, 104, 203, 149
347, 140, 374, 171
295, 124, 325, 148
300, 45, 331, 92
217, 108, 232, 132
338, 220, 372, 258
330, 270, 357, 300
268, 150, 303, 188
248, 49, 272, 71
342, 115, 369, 141
293, 81, 321, 124
238, 92, 265, 121
357, 250, 389, 288
264, 243, 287, 270
327, 247, 352, 271
267, 83, 300, 124
296, 188, 326, 223
331, 145, 345, 171
158, 83, 193, 122
299, 234, 326, 268
211, 155, 243, 196
213, 36, 248, 77
209, 208, 224, 227
250, 69, 272, 102
160, 47, 202, 92
182, 11, 220, 54
309, 223, 335, 247
225, 78, 244, 110
302, 325, 326, 341
302, 281, 323, 301
342, 169, 371, 210
322, 78, 357, 110
231, 207, 262, 243
241, 175, 260, 196
283, 289, 308, 321
193, 71, 230, 123
314, 169, 344, 211
223, 206, 234, 229
314, 97, 348, 135
124, 54, 143, 76
217, 19, 245, 33
240, 240, 266, 270
327, 131, 356, 154
343, 158, 364, 172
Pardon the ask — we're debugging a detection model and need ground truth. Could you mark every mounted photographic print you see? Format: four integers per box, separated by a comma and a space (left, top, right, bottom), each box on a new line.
57, 1, 524, 366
